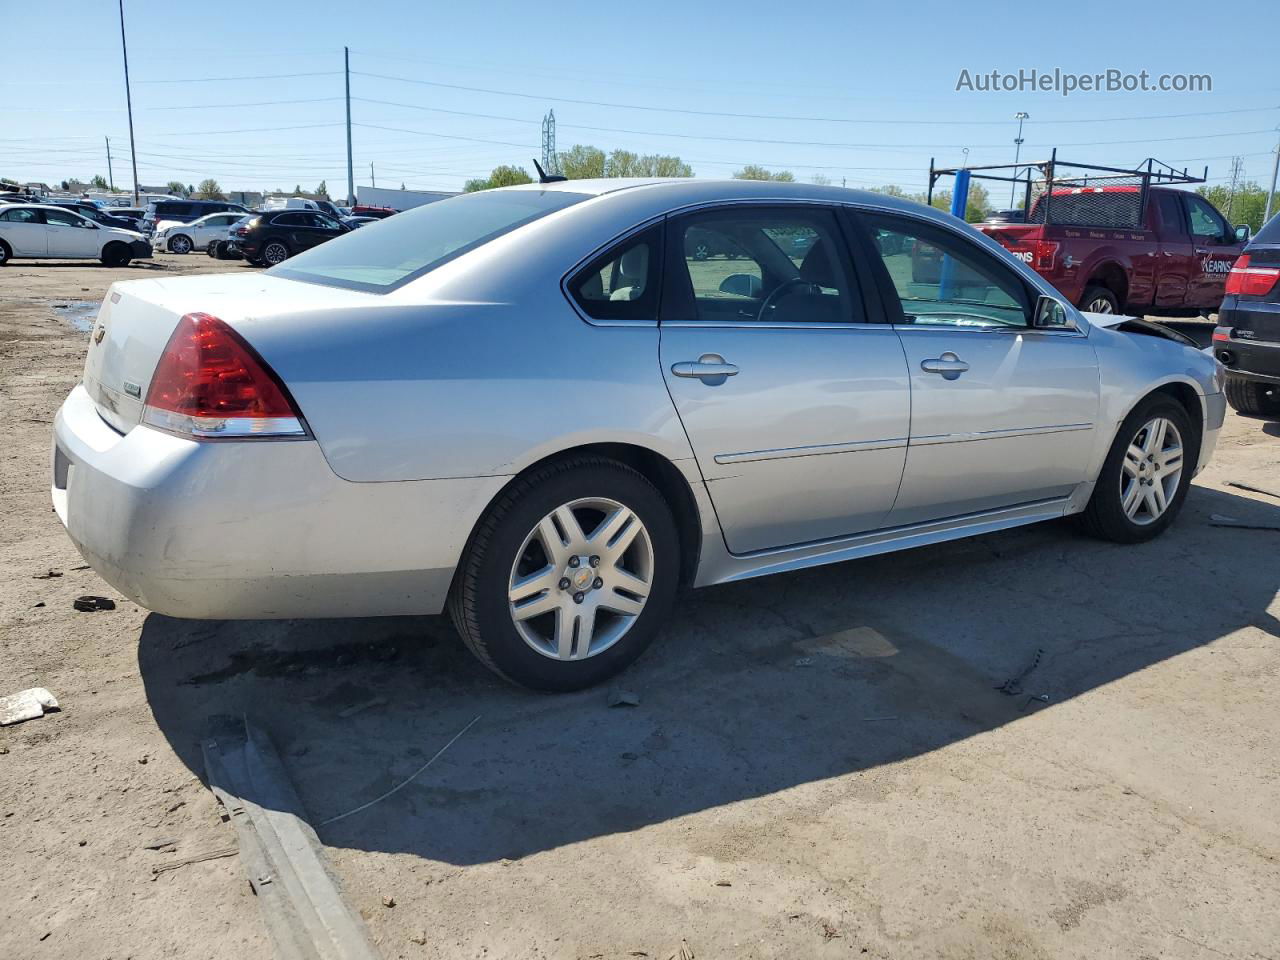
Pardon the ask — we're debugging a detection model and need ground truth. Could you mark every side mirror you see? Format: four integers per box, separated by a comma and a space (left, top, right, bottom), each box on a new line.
718, 274, 763, 298
1032, 295, 1076, 330
1235, 224, 1251, 243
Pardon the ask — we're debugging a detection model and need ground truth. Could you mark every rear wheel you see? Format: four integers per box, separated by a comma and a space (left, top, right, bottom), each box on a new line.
100, 242, 132, 268
1078, 395, 1196, 543
1224, 375, 1280, 416
262, 239, 290, 266
167, 234, 193, 254
448, 457, 680, 691
1080, 285, 1119, 315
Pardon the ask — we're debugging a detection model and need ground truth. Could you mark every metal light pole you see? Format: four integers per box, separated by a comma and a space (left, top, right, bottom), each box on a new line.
1011, 112, 1029, 208
344, 47, 355, 208
370, 162, 375, 188
117, 0, 140, 206
1265, 131, 1280, 225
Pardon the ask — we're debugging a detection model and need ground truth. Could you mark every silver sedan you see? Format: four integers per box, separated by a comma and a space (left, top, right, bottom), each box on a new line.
52, 178, 1226, 690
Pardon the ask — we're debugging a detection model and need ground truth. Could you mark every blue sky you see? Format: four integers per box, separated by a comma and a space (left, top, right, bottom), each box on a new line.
4, 0, 1277, 199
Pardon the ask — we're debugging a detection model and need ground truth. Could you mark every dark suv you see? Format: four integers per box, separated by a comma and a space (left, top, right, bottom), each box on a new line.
1214, 213, 1280, 416
141, 199, 249, 235
227, 210, 348, 266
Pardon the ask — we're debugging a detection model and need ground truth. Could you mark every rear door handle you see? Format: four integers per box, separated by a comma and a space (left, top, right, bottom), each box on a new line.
920, 352, 969, 380
671, 354, 739, 380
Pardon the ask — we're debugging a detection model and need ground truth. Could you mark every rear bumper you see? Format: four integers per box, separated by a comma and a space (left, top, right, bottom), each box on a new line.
1197, 391, 1225, 475
51, 384, 505, 619
1212, 322, 1280, 382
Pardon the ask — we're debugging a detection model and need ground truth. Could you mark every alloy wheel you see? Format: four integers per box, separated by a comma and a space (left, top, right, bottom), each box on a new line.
1087, 296, 1114, 314
169, 235, 191, 254
507, 497, 653, 661
1119, 416, 1183, 525
263, 242, 288, 265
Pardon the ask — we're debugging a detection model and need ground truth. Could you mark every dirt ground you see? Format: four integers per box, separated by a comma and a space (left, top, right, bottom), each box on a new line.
2, 254, 1279, 960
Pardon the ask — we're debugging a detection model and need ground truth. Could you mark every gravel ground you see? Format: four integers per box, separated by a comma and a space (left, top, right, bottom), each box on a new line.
2, 254, 1278, 959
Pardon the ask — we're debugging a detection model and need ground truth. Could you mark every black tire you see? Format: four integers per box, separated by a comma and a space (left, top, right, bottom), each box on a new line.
1224, 375, 1280, 416
0, 240, 10, 266
1080, 285, 1120, 315
100, 243, 131, 268
448, 457, 680, 691
206, 241, 220, 259
167, 234, 193, 254
1077, 394, 1198, 544
261, 239, 290, 266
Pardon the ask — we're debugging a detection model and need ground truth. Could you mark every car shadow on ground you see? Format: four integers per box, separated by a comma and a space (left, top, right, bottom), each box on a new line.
139, 485, 1280, 867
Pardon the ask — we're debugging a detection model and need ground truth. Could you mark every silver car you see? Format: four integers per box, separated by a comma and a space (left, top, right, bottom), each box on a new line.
52, 179, 1226, 690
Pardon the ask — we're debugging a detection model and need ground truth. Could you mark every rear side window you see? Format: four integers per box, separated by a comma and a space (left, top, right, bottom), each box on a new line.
274, 212, 308, 226
1, 207, 39, 223
273, 189, 589, 293
570, 225, 662, 322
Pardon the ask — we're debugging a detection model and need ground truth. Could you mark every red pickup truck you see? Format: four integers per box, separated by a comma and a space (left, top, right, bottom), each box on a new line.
977, 185, 1248, 316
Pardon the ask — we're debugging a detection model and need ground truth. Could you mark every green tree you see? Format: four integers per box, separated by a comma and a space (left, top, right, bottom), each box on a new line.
557, 145, 607, 180
165, 181, 188, 197
89, 174, 109, 189
315, 180, 329, 199
1197, 181, 1276, 234
733, 164, 795, 182
870, 184, 909, 198
464, 164, 534, 192
195, 178, 224, 200
811, 173, 832, 186
187, 184, 195, 196
927, 181, 991, 222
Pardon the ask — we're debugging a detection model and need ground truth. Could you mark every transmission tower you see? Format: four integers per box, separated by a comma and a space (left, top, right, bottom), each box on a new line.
1225, 155, 1244, 220
541, 110, 559, 175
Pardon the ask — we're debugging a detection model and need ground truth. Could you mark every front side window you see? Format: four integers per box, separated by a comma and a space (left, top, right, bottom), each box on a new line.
668, 207, 856, 324
44, 208, 91, 228
862, 214, 1029, 329
274, 189, 588, 293
1185, 195, 1229, 242
570, 225, 661, 322
312, 213, 342, 231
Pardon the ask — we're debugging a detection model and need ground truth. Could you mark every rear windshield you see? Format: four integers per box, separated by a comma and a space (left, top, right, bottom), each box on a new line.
1256, 212, 1280, 244
271, 189, 588, 293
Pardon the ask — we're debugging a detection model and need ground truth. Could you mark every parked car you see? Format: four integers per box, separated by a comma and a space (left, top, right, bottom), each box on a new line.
52, 179, 1224, 690
350, 204, 396, 219
979, 186, 1248, 315
0, 203, 150, 266
154, 211, 255, 254
341, 215, 378, 229
48, 200, 138, 231
207, 216, 254, 260
225, 209, 348, 266
1213, 213, 1280, 415
141, 199, 249, 236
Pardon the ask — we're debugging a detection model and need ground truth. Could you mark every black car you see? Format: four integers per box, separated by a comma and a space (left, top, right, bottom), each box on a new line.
49, 200, 138, 232
227, 210, 348, 266
1214, 213, 1280, 416
142, 198, 249, 235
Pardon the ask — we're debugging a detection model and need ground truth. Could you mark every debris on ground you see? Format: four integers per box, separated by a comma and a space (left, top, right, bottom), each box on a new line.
72, 595, 115, 612
408, 931, 428, 945
150, 846, 239, 878
793, 657, 814, 668
821, 921, 841, 940
608, 689, 641, 707
995, 648, 1043, 696
382, 895, 396, 908
714, 880, 732, 887
667, 940, 694, 960
143, 838, 179, 851
1226, 480, 1280, 500
32, 568, 62, 579
0, 688, 60, 726
1209, 514, 1280, 532
337, 696, 387, 719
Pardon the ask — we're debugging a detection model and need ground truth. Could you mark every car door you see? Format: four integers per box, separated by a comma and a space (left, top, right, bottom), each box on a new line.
272, 212, 311, 250
854, 209, 1101, 527
657, 204, 911, 555
42, 207, 100, 257
1183, 193, 1239, 308
0, 207, 48, 256
1152, 191, 1194, 309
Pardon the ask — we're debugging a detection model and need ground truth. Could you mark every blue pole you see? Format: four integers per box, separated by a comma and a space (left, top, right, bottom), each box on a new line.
939, 169, 969, 300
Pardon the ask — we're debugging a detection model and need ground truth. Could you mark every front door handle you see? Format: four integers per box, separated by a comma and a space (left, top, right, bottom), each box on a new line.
671, 354, 739, 381
920, 352, 969, 380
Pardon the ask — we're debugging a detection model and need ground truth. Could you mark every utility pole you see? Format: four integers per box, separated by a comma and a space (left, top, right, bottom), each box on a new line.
1225, 155, 1244, 221
344, 47, 355, 207
370, 162, 375, 188
105, 137, 115, 192
117, 0, 140, 205
1011, 112, 1030, 207
1266, 132, 1280, 225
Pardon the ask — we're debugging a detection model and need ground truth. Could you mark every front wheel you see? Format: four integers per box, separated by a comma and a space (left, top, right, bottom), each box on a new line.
448, 458, 680, 691
167, 234, 193, 254
0, 240, 10, 266
100, 243, 132, 268
1077, 395, 1197, 543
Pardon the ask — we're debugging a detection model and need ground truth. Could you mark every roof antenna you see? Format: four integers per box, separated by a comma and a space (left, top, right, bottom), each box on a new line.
532, 158, 566, 184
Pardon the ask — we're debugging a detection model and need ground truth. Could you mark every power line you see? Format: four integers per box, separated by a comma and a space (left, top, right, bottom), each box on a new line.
135, 70, 342, 84
145, 96, 344, 110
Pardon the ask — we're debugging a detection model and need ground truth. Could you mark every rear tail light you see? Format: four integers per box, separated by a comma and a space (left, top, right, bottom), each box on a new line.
1224, 254, 1280, 296
1031, 239, 1059, 271
234, 226, 249, 236
142, 312, 306, 439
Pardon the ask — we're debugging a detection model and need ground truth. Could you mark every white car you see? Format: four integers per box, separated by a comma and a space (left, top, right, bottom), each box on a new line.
0, 204, 151, 267
154, 212, 251, 255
